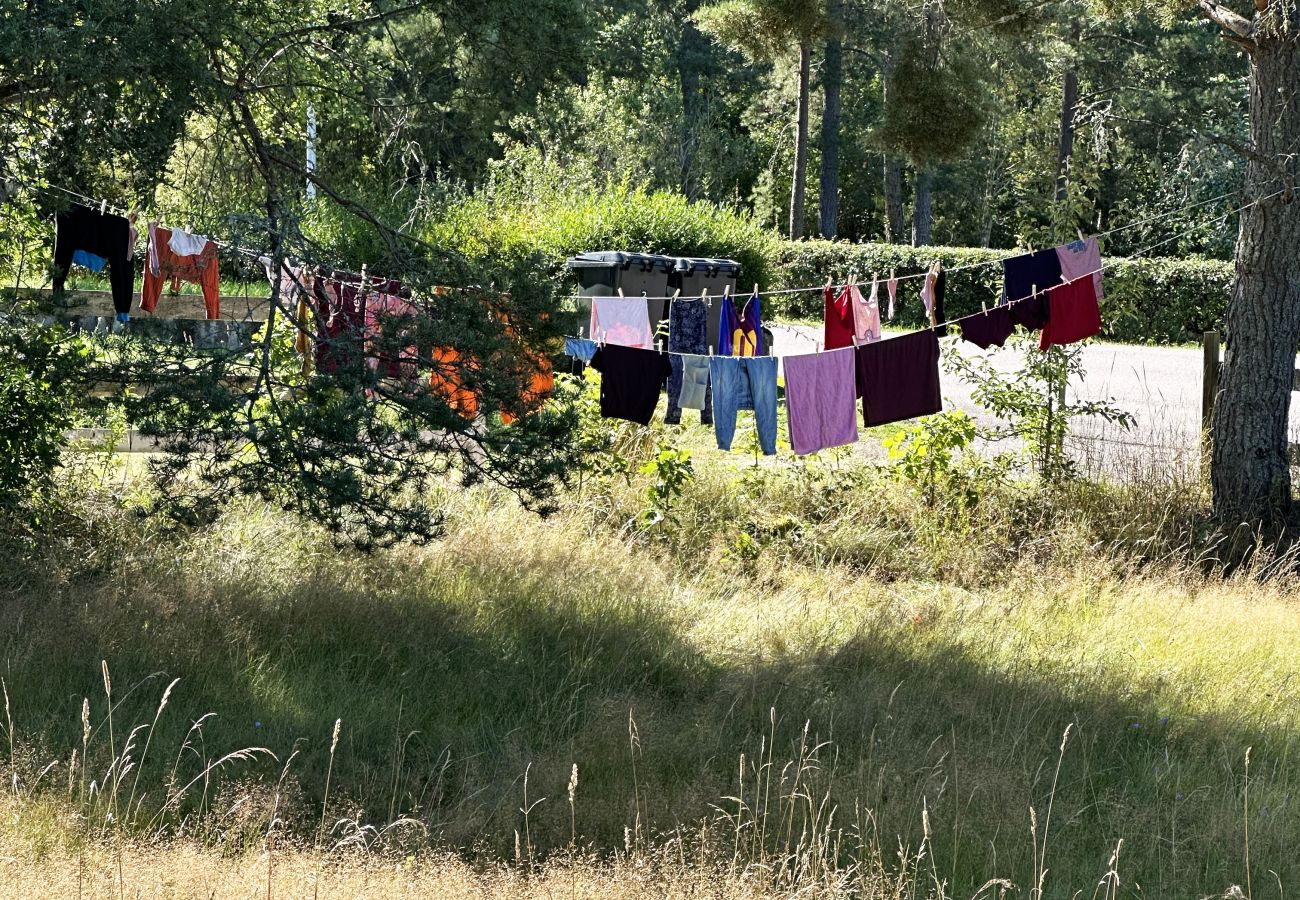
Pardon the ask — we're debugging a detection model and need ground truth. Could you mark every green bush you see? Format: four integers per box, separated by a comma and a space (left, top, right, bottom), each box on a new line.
773, 240, 1233, 344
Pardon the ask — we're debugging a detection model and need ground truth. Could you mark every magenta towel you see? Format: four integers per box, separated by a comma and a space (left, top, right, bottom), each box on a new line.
784, 347, 859, 455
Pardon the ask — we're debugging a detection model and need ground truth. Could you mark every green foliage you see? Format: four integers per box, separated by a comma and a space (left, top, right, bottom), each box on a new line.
883, 409, 988, 507
426, 151, 780, 292
0, 314, 89, 520
945, 331, 1135, 481
638, 446, 696, 532
774, 239, 1233, 343
877, 33, 989, 169
695, 0, 826, 61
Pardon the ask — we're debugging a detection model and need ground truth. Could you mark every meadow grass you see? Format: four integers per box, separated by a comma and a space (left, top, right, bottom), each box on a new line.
0, 442, 1296, 898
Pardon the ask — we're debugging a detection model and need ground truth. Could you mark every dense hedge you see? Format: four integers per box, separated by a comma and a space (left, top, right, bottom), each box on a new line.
772, 241, 1234, 345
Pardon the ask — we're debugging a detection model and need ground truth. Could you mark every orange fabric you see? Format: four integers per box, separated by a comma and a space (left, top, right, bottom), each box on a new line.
429, 347, 478, 419
500, 356, 553, 424
141, 225, 221, 319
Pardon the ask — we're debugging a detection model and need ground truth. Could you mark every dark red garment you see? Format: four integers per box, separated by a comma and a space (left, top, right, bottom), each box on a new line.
1009, 294, 1050, 331
1039, 277, 1101, 350
854, 329, 943, 427
823, 285, 856, 350
959, 306, 1014, 349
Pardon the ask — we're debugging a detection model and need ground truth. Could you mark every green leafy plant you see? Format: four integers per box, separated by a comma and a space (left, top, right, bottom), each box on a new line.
945, 331, 1134, 483
637, 446, 696, 534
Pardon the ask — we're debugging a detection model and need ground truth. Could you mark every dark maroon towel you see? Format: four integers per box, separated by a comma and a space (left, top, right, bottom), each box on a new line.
854, 329, 943, 427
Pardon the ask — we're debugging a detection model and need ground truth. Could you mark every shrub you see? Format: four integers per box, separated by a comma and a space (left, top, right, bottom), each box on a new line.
773, 240, 1233, 344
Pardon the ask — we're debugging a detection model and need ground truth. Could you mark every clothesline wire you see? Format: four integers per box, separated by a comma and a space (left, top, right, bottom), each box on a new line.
563, 181, 1276, 303
568, 187, 1283, 362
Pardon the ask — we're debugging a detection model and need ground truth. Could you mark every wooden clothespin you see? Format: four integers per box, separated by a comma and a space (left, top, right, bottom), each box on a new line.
657, 338, 663, 353
99, 199, 108, 215
825, 274, 833, 290
1077, 227, 1086, 242
184, 221, 193, 235
708, 344, 714, 356
981, 300, 988, 314
617, 287, 625, 298
752, 282, 759, 296
672, 288, 681, 301
703, 287, 711, 306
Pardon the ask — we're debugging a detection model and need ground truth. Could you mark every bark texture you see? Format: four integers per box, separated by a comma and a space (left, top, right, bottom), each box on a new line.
1054, 20, 1079, 203
1211, 12, 1300, 522
676, 2, 709, 200
818, 0, 842, 238
789, 41, 811, 239
912, 168, 933, 246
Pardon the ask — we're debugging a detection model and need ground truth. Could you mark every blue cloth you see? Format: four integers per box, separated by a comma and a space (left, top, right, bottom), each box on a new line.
709, 355, 778, 455
564, 336, 597, 363
72, 249, 107, 273
666, 298, 712, 424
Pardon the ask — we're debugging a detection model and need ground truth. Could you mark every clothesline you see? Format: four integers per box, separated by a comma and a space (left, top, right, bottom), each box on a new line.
562, 182, 1278, 303
567, 185, 1282, 361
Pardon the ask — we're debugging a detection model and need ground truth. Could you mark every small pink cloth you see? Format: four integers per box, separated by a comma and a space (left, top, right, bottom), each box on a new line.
851, 281, 882, 344
1056, 237, 1104, 300
590, 297, 653, 349
784, 347, 859, 456
886, 276, 898, 321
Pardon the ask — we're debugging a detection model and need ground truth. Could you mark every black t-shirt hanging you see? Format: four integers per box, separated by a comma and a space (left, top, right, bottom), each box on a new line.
589, 344, 672, 425
1002, 249, 1062, 306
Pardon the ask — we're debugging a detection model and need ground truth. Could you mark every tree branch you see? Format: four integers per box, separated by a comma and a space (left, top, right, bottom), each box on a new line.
1197, 0, 1256, 51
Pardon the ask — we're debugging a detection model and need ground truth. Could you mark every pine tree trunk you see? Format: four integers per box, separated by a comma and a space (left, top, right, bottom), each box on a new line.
1211, 20, 1300, 523
818, 0, 842, 238
789, 40, 811, 240
1054, 21, 1079, 203
881, 53, 905, 243
677, 2, 708, 200
912, 168, 933, 246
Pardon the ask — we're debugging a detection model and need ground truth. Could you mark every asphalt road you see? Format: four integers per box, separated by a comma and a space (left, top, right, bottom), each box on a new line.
768, 324, 1300, 475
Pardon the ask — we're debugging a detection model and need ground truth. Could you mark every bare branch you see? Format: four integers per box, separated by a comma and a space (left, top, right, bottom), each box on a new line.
1197, 0, 1257, 51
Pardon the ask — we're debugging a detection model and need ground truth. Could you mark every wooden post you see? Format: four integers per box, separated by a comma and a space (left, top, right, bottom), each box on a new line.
1202, 330, 1220, 464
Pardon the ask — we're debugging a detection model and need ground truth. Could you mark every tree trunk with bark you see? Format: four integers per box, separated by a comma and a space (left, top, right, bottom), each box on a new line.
912, 168, 933, 246
1210, 7, 1300, 523
881, 53, 905, 242
1054, 20, 1079, 203
677, 2, 709, 200
789, 40, 811, 240
818, 0, 842, 238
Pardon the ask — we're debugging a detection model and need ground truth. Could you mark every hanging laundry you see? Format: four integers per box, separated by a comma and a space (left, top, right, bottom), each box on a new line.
959, 306, 1014, 349
72, 250, 107, 273
719, 290, 765, 356
919, 262, 945, 326
886, 275, 898, 321
168, 229, 211, 257
665, 297, 712, 425
141, 223, 221, 319
590, 297, 652, 349
1039, 276, 1102, 350
823, 283, 856, 350
855, 330, 943, 427
588, 344, 672, 425
784, 348, 859, 456
365, 289, 420, 379
1008, 293, 1050, 331
851, 280, 882, 344
312, 270, 374, 372
564, 336, 597, 363
1056, 237, 1104, 300
676, 354, 712, 412
52, 204, 135, 316
709, 355, 778, 455
1002, 248, 1062, 306
430, 347, 479, 419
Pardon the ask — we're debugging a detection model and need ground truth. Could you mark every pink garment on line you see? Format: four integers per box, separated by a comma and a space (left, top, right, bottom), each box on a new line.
590, 297, 653, 349
886, 277, 897, 321
784, 347, 859, 456
1056, 237, 1104, 301
851, 281, 882, 344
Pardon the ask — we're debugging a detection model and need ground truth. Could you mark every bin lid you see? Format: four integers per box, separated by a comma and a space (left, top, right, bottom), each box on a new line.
566, 251, 677, 273
674, 256, 742, 277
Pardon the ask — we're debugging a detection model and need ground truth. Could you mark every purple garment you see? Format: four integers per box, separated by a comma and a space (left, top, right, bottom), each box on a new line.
1056, 237, 1104, 300
784, 348, 859, 455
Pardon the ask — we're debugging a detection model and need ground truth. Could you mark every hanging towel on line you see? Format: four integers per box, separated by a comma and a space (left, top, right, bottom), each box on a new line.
590, 297, 653, 349
784, 348, 859, 456
855, 329, 943, 427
